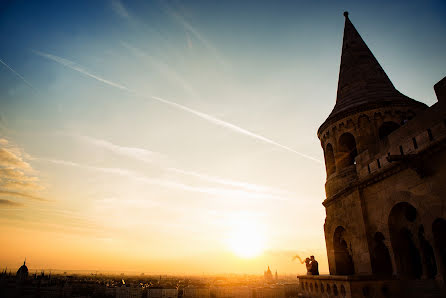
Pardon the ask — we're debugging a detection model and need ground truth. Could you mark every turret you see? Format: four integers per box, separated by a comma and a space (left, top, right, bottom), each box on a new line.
318, 12, 427, 199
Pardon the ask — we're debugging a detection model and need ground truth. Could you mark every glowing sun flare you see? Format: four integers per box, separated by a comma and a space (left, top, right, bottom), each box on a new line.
227, 224, 265, 258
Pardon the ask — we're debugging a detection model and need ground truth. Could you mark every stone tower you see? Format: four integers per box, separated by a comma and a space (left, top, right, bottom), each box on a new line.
298, 12, 446, 298
317, 11, 429, 276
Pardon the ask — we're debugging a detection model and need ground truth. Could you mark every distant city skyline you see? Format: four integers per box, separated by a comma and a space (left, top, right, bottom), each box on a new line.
1, 0, 445, 274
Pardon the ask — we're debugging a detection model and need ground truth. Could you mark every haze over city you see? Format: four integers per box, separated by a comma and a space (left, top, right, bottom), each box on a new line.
1, 0, 445, 276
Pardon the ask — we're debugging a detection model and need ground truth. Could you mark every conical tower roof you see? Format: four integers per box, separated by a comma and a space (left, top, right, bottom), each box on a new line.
319, 12, 426, 133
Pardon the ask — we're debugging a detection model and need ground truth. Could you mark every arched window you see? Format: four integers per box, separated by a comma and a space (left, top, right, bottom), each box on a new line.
325, 143, 336, 176
338, 133, 357, 168
379, 121, 400, 140
333, 226, 355, 275
388, 202, 422, 279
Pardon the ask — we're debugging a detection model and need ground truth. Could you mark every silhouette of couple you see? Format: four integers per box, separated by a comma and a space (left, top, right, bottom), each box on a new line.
305, 256, 319, 275
294, 255, 319, 275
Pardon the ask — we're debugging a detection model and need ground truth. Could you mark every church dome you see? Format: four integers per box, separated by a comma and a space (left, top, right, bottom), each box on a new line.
16, 260, 28, 280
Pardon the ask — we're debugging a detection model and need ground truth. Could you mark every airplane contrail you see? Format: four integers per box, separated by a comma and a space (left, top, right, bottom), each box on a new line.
33, 51, 128, 91
0, 58, 34, 89
148, 95, 322, 163
35, 51, 322, 163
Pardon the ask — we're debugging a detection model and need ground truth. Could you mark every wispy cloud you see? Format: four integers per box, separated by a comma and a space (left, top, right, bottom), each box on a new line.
76, 135, 289, 195
0, 148, 31, 169
0, 190, 48, 202
167, 167, 284, 194
0, 58, 34, 89
35, 51, 321, 163
77, 135, 163, 163
160, 2, 228, 68
0, 198, 23, 207
41, 158, 289, 201
0, 138, 48, 204
121, 42, 198, 97
110, 0, 129, 18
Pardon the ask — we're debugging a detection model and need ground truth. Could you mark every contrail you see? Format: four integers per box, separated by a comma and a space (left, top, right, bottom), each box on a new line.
33, 51, 128, 91
75, 135, 286, 193
149, 95, 322, 163
160, 2, 228, 68
0, 58, 34, 89
35, 51, 321, 163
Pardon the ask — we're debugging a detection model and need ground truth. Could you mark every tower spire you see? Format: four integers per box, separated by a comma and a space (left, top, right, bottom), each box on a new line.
318, 13, 426, 133
335, 12, 396, 111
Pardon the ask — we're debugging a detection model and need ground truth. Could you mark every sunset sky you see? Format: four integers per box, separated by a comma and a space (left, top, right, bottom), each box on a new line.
0, 0, 445, 275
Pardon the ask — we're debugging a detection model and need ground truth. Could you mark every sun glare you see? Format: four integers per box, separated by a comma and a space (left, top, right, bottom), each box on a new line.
227, 220, 265, 258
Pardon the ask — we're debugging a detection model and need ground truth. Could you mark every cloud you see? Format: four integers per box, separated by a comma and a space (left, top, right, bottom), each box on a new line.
0, 199, 23, 207
34, 51, 321, 163
0, 167, 38, 181
0, 148, 30, 169
0, 138, 47, 205
111, 0, 129, 18
0, 180, 44, 192
159, 2, 228, 68
167, 167, 285, 194
0, 58, 34, 89
121, 42, 198, 97
42, 158, 290, 201
77, 135, 163, 163
0, 190, 48, 202
76, 135, 289, 195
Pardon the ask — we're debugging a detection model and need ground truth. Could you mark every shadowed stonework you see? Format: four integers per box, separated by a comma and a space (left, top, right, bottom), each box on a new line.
299, 12, 446, 298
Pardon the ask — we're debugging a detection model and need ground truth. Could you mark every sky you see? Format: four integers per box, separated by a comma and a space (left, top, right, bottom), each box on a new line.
0, 0, 445, 275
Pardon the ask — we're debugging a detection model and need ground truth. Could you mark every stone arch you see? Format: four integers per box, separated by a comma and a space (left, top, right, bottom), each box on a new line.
418, 225, 437, 279
432, 218, 446, 278
388, 202, 422, 279
378, 121, 400, 140
324, 143, 336, 176
337, 133, 358, 168
371, 232, 393, 275
333, 226, 355, 275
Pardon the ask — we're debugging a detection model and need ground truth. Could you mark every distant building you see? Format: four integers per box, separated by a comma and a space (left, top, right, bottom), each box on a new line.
263, 266, 273, 282
255, 286, 285, 298
16, 260, 28, 281
211, 286, 252, 298
182, 287, 210, 298
147, 287, 178, 298
116, 285, 143, 298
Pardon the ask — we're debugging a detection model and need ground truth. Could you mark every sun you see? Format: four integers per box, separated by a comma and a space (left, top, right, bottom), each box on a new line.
226, 220, 265, 258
